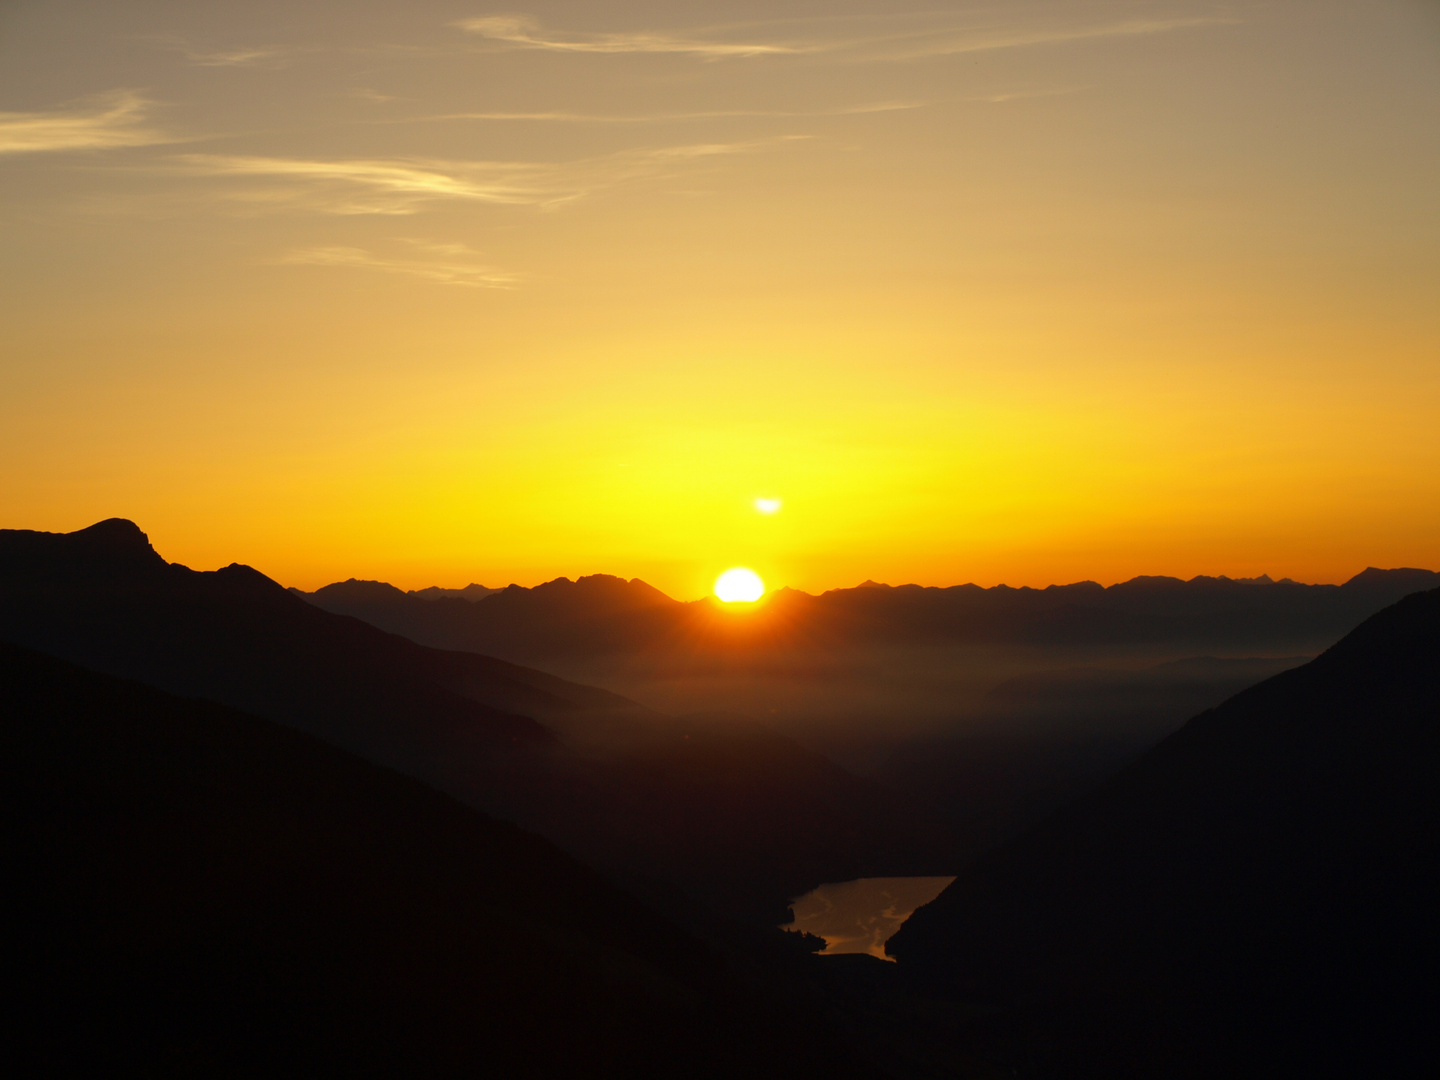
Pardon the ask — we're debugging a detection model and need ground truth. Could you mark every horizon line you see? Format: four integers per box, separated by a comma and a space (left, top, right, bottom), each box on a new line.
4, 519, 1434, 604
291, 565, 1435, 606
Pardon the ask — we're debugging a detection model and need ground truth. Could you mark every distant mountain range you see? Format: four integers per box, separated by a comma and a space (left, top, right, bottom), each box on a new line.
5, 641, 862, 1078
298, 561, 1439, 859
7, 517, 1437, 1075
410, 582, 500, 601
299, 566, 1440, 665
0, 519, 950, 924
889, 583, 1440, 1076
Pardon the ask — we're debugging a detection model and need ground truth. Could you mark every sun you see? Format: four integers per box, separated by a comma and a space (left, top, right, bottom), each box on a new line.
714, 567, 765, 603
754, 497, 782, 514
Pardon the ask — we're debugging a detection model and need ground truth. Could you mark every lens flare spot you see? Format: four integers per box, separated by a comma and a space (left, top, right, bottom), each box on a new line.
755, 497, 782, 514
714, 567, 765, 603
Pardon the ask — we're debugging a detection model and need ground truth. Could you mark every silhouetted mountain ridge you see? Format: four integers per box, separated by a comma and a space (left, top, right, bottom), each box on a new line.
412, 582, 499, 601
6, 642, 863, 1078
295, 554, 1439, 881
1, 517, 168, 577
0, 520, 950, 923
888, 585, 1440, 1076
301, 562, 1440, 665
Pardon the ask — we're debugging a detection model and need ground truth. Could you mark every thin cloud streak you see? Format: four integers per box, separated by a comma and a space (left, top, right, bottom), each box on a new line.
177, 154, 545, 208
279, 242, 518, 288
422, 101, 925, 124
175, 138, 805, 215
139, 34, 296, 68
888, 14, 1241, 61
961, 86, 1086, 104
186, 47, 286, 67
454, 15, 808, 57
453, 9, 1239, 64
0, 91, 167, 155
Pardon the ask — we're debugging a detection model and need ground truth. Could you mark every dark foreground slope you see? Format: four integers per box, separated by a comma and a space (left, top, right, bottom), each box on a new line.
5, 643, 864, 1079
888, 588, 1440, 1077
0, 521, 948, 922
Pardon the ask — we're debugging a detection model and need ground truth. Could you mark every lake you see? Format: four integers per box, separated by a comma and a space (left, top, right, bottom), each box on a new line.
782, 876, 956, 960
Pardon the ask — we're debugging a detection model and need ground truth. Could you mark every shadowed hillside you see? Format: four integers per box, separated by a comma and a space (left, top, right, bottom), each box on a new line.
0, 520, 950, 924
5, 642, 865, 1079
302, 563, 1435, 864
888, 587, 1440, 1077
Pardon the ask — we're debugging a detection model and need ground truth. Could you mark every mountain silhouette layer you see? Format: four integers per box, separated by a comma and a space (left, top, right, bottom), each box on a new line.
302, 565, 1440, 665
6, 641, 864, 1078
0, 520, 950, 923
888, 586, 1440, 1077
301, 561, 1437, 865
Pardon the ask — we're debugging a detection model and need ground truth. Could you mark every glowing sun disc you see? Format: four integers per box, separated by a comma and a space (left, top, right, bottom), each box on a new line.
755, 497, 782, 514
714, 567, 765, 603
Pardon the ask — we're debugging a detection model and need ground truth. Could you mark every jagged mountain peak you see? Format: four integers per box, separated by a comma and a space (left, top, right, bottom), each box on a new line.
0, 517, 168, 578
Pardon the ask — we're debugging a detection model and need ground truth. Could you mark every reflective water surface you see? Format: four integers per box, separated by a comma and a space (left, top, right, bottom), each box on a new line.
782, 876, 956, 960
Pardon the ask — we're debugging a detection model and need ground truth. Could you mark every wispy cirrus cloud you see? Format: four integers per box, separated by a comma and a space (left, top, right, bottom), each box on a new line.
280, 241, 517, 288
350, 88, 400, 104
0, 91, 167, 156
185, 46, 287, 68
423, 101, 925, 124
453, 8, 1239, 64
889, 13, 1240, 61
175, 154, 547, 212
961, 86, 1086, 104
175, 137, 805, 215
140, 34, 293, 68
454, 15, 809, 57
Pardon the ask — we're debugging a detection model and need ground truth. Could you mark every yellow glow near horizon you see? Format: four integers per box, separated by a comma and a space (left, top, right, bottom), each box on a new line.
715, 568, 766, 603
0, 3, 1436, 595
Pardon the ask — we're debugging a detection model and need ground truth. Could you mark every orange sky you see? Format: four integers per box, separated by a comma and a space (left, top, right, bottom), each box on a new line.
2, 1, 1437, 599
